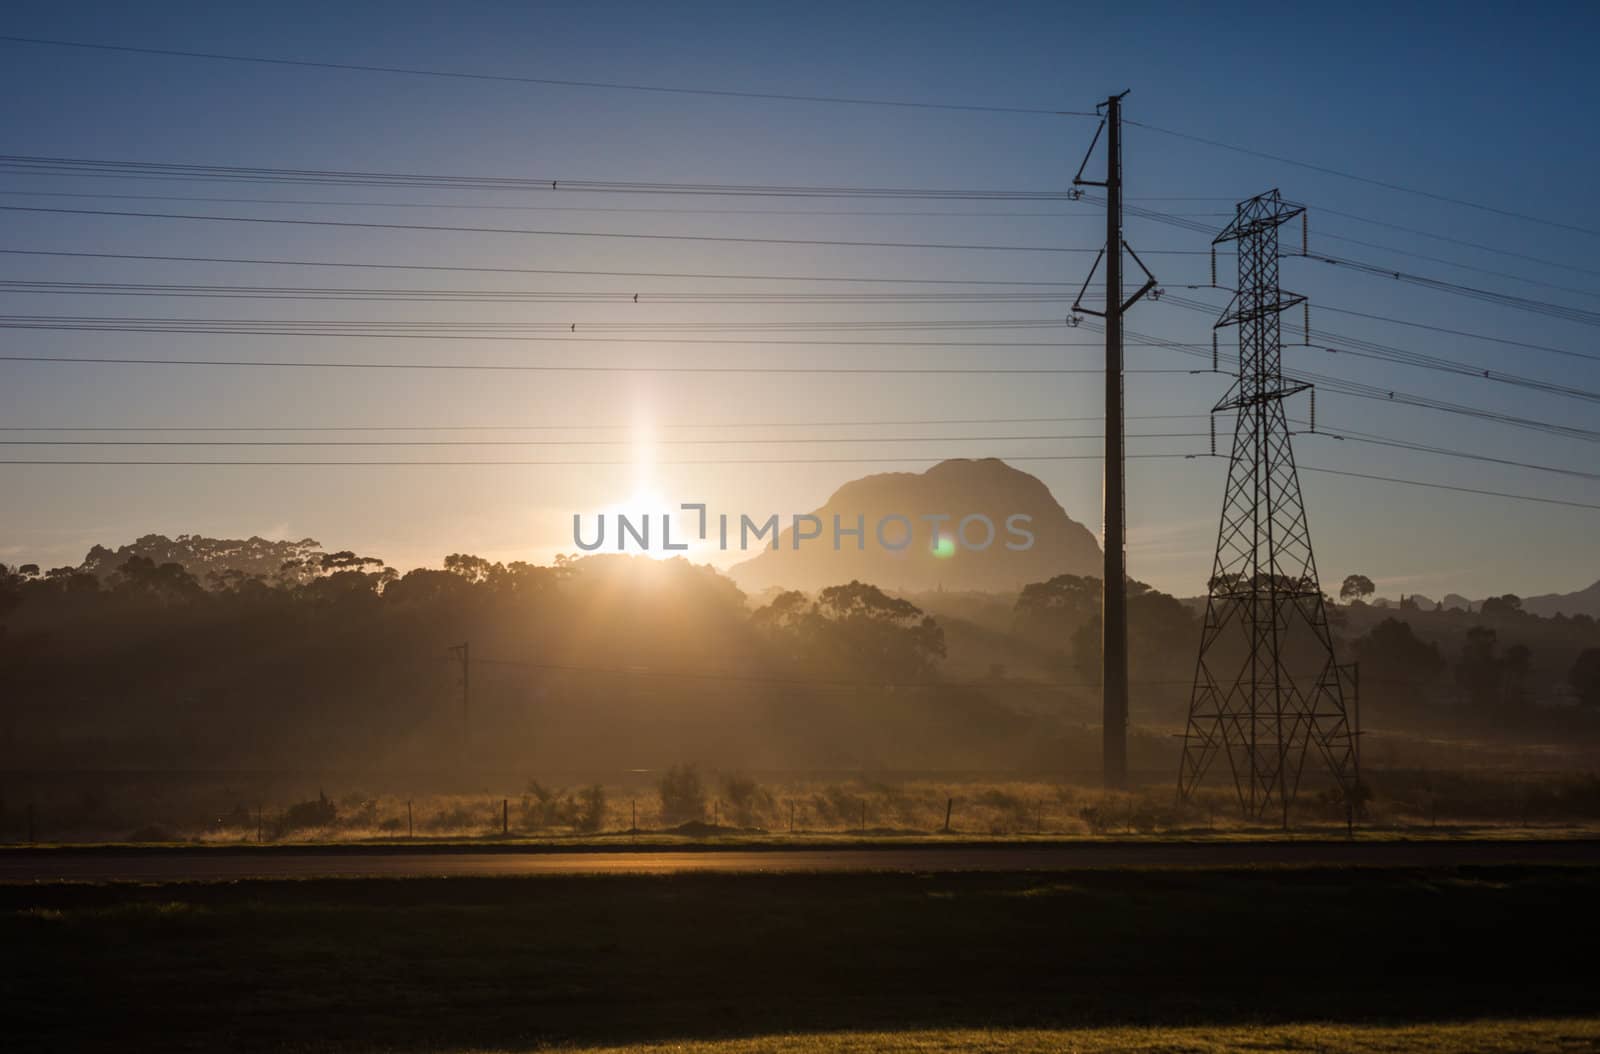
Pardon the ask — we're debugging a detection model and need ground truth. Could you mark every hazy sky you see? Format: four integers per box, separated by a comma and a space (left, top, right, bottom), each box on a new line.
2, 1, 1597, 600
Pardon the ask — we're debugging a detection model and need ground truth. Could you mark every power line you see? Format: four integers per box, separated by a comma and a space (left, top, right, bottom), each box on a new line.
1113, 321, 1600, 445
0, 155, 1083, 199
1292, 421, 1600, 484
1100, 196, 1600, 310
0, 189, 1167, 218
0, 189, 1239, 220
1297, 300, 1600, 366
0, 315, 1079, 333
1150, 292, 1600, 403
1307, 203, 1600, 281
0, 280, 1078, 304
0, 431, 1207, 447
1304, 229, 1600, 303
471, 656, 1192, 690
1299, 465, 1600, 512
1295, 251, 1600, 327
1126, 119, 1600, 239
0, 247, 1079, 287
0, 203, 1215, 255
0, 415, 1209, 433
0, 453, 1199, 467
0, 35, 1096, 117
0, 353, 1194, 375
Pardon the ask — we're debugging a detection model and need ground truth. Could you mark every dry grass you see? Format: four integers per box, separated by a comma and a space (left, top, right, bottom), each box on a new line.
497, 1019, 1600, 1053
12, 770, 1600, 846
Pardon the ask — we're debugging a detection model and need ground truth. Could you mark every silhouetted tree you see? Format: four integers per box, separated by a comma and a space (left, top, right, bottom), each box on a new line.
1340, 574, 1376, 603
1571, 649, 1600, 708
1457, 626, 1502, 709
1480, 594, 1524, 618
1353, 618, 1444, 709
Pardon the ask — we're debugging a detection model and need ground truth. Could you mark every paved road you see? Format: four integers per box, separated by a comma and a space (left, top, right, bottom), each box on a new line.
3, 839, 1598, 882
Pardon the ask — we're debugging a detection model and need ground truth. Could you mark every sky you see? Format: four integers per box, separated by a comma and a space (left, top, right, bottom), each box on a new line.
1, 0, 1598, 600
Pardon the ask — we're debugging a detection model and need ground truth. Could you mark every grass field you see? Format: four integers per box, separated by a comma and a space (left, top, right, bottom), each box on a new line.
5, 865, 1600, 1052
556, 1020, 1600, 1052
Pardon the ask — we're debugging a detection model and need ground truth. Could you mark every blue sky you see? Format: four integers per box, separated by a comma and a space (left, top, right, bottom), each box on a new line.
1, 1, 1597, 599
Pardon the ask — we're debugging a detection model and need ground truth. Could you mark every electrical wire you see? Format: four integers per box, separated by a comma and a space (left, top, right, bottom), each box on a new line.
0, 414, 1211, 433
0, 247, 1079, 287
0, 35, 1097, 117
1296, 252, 1600, 327
1125, 119, 1600, 239
0, 353, 1193, 375
0, 431, 1207, 447
0, 155, 1084, 199
0, 203, 1217, 255
0, 189, 1240, 220
0, 453, 1198, 466
0, 279, 1079, 304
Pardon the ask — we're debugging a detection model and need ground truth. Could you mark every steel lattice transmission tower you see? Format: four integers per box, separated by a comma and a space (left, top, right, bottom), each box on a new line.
1178, 189, 1359, 826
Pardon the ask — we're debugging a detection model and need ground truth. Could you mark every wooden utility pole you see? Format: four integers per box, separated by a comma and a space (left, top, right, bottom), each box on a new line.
448, 642, 470, 759
1073, 91, 1156, 791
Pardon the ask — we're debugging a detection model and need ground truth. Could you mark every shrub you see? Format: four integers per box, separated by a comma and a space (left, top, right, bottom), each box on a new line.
521, 781, 581, 829
658, 764, 707, 824
272, 792, 337, 837
720, 773, 772, 827
577, 784, 607, 832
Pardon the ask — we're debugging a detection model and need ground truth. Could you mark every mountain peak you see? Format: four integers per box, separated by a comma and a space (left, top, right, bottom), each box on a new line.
728, 458, 1101, 594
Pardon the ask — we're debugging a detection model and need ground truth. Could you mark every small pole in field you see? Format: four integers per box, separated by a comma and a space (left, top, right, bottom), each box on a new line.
407, 800, 414, 839
502, 798, 509, 837
943, 797, 953, 834
790, 800, 796, 834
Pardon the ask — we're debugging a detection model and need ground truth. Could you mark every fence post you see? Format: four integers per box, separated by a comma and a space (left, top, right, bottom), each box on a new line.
943, 797, 953, 834
502, 798, 509, 836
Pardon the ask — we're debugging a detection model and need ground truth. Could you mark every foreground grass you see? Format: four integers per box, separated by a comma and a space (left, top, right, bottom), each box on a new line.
546, 1020, 1600, 1053
14, 821, 1600, 852
5, 867, 1599, 1051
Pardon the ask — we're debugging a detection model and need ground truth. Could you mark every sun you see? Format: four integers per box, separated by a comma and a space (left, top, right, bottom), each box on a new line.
585, 409, 687, 559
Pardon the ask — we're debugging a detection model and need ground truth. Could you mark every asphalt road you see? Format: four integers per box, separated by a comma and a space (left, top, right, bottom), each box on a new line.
3, 838, 1598, 881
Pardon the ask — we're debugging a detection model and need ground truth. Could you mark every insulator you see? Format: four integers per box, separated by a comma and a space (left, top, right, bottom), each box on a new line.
1212, 331, 1218, 371
1302, 211, 1309, 256
1310, 388, 1317, 433
1304, 301, 1310, 346
1210, 246, 1217, 287
1209, 416, 1216, 455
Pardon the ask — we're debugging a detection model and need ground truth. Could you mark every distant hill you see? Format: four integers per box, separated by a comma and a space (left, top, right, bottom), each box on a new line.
1524, 579, 1600, 618
728, 458, 1101, 594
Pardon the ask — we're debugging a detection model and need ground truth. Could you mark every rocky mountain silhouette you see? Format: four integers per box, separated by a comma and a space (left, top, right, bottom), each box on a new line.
1523, 578, 1600, 618
728, 458, 1101, 595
